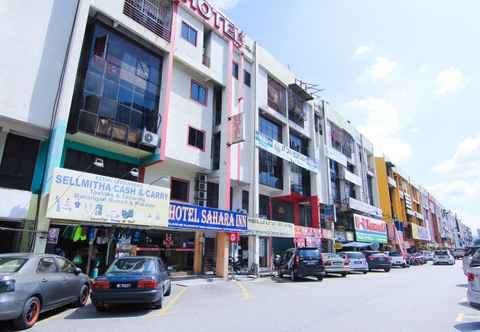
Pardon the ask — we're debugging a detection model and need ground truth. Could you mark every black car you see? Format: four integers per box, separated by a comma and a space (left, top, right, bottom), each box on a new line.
363, 251, 391, 272
91, 256, 171, 311
276, 247, 324, 281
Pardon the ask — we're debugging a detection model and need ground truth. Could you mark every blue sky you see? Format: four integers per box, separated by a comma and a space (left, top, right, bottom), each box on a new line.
213, 0, 480, 231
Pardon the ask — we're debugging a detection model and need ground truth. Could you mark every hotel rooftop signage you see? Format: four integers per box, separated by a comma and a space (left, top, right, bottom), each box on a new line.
180, 0, 245, 47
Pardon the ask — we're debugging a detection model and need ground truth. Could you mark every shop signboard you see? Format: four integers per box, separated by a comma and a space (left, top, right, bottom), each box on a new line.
246, 218, 295, 238
47, 168, 170, 227
294, 225, 322, 248
321, 228, 333, 240
255, 131, 319, 173
168, 202, 247, 232
411, 223, 430, 241
353, 214, 388, 244
230, 113, 245, 144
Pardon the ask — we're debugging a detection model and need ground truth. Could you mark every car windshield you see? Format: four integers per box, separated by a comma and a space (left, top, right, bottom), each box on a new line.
435, 251, 448, 256
389, 252, 401, 256
297, 249, 320, 259
346, 252, 365, 259
322, 253, 341, 260
107, 258, 156, 274
0, 257, 28, 273
471, 251, 480, 267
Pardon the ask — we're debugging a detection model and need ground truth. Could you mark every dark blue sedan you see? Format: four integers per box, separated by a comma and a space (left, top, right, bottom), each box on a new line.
91, 256, 171, 311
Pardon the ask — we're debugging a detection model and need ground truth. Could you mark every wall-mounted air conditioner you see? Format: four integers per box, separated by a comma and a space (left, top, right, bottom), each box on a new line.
141, 129, 159, 147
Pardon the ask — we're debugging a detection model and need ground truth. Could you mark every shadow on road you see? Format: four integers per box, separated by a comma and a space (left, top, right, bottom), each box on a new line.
64, 304, 151, 320
454, 322, 480, 331
270, 275, 320, 283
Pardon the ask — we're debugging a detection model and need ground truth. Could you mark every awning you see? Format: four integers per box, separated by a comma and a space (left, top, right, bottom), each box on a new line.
342, 242, 371, 248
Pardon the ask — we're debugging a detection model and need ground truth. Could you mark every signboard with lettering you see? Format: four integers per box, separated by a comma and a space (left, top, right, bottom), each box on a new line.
247, 218, 294, 238
168, 202, 247, 232
255, 131, 319, 173
294, 225, 322, 248
411, 223, 430, 241
353, 214, 388, 243
180, 0, 245, 47
47, 168, 170, 227
230, 113, 245, 144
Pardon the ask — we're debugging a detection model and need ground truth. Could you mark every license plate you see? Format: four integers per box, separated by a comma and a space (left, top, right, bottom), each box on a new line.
304, 261, 316, 265
355, 260, 363, 264
333, 262, 342, 265
116, 283, 131, 288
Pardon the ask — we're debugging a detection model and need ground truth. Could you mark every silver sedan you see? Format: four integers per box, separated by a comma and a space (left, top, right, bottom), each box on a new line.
0, 253, 90, 329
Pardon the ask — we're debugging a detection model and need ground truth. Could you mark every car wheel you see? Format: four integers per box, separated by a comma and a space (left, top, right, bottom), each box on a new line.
342, 272, 347, 277
384, 268, 391, 272
164, 283, 172, 296
74, 284, 90, 307
290, 270, 297, 281
363, 271, 368, 274
317, 274, 323, 282
14, 296, 41, 330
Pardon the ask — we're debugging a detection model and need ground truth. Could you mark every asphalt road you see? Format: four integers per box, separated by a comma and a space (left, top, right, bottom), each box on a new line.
2, 260, 478, 332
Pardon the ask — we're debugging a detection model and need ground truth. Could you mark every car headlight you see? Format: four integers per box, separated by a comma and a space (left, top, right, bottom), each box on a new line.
0, 280, 15, 293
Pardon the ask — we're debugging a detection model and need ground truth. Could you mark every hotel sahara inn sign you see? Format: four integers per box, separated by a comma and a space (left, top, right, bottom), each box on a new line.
180, 0, 245, 47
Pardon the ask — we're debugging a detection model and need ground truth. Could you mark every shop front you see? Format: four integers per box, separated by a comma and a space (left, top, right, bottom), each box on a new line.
246, 218, 295, 272
411, 223, 431, 250
45, 167, 171, 277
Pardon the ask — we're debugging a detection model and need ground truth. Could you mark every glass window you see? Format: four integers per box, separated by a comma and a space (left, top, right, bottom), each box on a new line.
191, 80, 207, 105
259, 150, 283, 189
232, 62, 239, 79
56, 258, 76, 273
242, 190, 249, 212
259, 115, 282, 142
297, 249, 320, 259
107, 258, 157, 274
0, 257, 27, 273
0, 133, 40, 191
171, 178, 189, 202
267, 76, 286, 115
188, 127, 205, 150
244, 70, 251, 87
181, 22, 197, 46
37, 258, 58, 273
289, 132, 308, 156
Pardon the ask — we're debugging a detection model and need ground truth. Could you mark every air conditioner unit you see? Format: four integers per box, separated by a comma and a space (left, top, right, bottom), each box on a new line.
197, 174, 208, 183
141, 129, 159, 147
197, 191, 208, 200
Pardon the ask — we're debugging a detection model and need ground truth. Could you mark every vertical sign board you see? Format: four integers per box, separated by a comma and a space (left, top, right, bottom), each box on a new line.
353, 214, 388, 243
230, 113, 245, 144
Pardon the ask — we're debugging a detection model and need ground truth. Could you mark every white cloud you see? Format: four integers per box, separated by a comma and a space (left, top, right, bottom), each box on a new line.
344, 97, 412, 163
208, 0, 241, 10
364, 57, 398, 81
354, 46, 372, 56
434, 134, 480, 175
436, 67, 465, 95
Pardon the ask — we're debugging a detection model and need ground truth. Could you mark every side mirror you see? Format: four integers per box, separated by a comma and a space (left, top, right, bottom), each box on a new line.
74, 267, 82, 275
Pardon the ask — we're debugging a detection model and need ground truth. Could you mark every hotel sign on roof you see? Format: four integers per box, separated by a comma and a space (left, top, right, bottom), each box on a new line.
180, 0, 245, 47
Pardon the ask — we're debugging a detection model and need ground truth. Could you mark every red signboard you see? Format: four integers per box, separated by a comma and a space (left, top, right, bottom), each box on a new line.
353, 214, 387, 233
228, 232, 240, 243
180, 0, 245, 47
294, 226, 322, 248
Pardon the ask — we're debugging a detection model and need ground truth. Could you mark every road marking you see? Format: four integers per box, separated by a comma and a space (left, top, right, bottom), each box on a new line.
156, 286, 188, 317
456, 313, 464, 322
235, 281, 252, 300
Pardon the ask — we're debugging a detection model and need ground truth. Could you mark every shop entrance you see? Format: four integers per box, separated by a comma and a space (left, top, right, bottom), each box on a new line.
203, 232, 216, 274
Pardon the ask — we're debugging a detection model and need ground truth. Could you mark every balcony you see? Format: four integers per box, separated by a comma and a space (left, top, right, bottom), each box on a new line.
344, 169, 362, 187
123, 0, 173, 42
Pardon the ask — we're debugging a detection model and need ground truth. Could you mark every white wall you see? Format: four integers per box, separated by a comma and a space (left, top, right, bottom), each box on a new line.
0, 0, 78, 130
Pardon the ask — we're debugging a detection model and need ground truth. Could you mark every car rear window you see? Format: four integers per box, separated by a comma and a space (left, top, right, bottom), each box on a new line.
107, 258, 157, 274
435, 251, 448, 255
0, 257, 27, 273
297, 249, 320, 259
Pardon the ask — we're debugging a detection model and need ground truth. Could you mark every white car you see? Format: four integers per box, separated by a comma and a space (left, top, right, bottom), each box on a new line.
432, 250, 455, 265
388, 251, 408, 268
421, 251, 434, 261
467, 258, 480, 309
338, 252, 369, 274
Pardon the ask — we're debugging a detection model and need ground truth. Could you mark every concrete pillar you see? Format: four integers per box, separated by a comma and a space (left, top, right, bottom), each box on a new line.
194, 231, 203, 274
248, 235, 259, 273
215, 232, 229, 278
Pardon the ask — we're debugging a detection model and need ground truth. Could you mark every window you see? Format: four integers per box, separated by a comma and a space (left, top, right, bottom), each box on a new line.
171, 178, 189, 202
56, 258, 76, 273
259, 150, 283, 189
37, 258, 57, 273
259, 115, 282, 142
213, 86, 222, 126
181, 21, 197, 46
289, 131, 308, 156
267, 76, 286, 115
259, 195, 270, 219
191, 80, 207, 105
244, 70, 251, 87
232, 62, 239, 79
0, 133, 40, 191
242, 190, 249, 212
0, 257, 27, 273
188, 127, 205, 150
123, 0, 173, 41
212, 132, 221, 170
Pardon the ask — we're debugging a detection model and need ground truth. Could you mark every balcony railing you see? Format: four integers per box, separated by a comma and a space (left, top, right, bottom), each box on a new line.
123, 0, 172, 42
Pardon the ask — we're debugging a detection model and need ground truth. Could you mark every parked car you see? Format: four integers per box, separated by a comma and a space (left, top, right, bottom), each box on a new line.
321, 253, 349, 277
388, 251, 408, 268
277, 247, 324, 281
452, 248, 466, 260
412, 252, 427, 265
432, 250, 455, 265
0, 253, 89, 330
338, 252, 368, 274
464, 247, 480, 275
91, 256, 171, 311
466, 251, 480, 308
421, 251, 434, 261
363, 251, 391, 272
